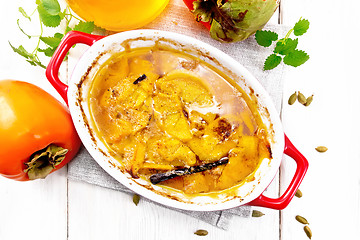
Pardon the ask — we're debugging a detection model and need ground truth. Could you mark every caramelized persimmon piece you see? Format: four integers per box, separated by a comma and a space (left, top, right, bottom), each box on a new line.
140, 163, 174, 171
131, 143, 146, 177
153, 93, 192, 141
156, 69, 213, 106
216, 137, 260, 190
103, 108, 151, 142
164, 113, 193, 141
183, 173, 209, 194
146, 136, 196, 166
159, 175, 185, 190
187, 134, 236, 162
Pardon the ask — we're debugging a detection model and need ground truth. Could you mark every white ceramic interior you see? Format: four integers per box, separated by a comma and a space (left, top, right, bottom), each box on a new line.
67, 30, 284, 211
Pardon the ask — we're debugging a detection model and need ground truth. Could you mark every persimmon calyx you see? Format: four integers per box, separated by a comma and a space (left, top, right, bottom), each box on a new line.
24, 144, 68, 180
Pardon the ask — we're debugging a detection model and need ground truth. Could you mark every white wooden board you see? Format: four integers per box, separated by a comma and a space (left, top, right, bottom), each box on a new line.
1, 0, 359, 239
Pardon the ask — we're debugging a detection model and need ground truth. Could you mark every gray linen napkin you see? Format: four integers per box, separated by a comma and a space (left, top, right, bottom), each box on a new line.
68, 3, 287, 230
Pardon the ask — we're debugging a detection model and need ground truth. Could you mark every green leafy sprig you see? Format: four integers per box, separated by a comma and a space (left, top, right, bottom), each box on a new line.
9, 0, 96, 69
255, 18, 310, 70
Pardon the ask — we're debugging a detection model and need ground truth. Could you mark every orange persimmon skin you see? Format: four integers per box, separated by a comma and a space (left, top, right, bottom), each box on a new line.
0, 80, 81, 181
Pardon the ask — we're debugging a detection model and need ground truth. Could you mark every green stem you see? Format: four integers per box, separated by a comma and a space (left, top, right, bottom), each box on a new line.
284, 28, 294, 40
30, 8, 37, 17
31, 16, 43, 56
277, 28, 294, 44
66, 6, 82, 21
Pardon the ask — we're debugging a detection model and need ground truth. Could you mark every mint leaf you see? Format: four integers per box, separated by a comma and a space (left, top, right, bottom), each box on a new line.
264, 54, 282, 70
283, 50, 309, 67
38, 47, 56, 57
40, 0, 61, 16
37, 4, 61, 27
9, 42, 46, 68
19, 7, 31, 21
274, 38, 298, 55
73, 21, 95, 34
40, 36, 61, 48
27, 59, 46, 69
255, 30, 278, 47
9, 42, 32, 58
26, 60, 38, 66
293, 18, 310, 36
54, 33, 64, 39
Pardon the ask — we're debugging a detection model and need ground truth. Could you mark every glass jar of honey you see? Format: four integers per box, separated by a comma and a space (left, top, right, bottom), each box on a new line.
66, 0, 169, 31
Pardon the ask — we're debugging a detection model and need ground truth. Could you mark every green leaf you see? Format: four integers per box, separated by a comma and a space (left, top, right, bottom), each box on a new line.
26, 58, 47, 68
34, 60, 46, 69
274, 38, 298, 55
255, 30, 278, 47
38, 47, 56, 57
283, 50, 309, 67
39, 0, 61, 16
37, 4, 61, 27
293, 18, 310, 36
54, 32, 64, 39
26, 60, 38, 66
17, 19, 31, 39
73, 21, 95, 34
264, 54, 282, 70
40, 36, 61, 48
9, 42, 32, 59
19, 7, 31, 21
9, 42, 46, 68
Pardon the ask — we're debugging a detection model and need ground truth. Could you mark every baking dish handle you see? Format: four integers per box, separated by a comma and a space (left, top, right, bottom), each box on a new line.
248, 134, 309, 210
45, 31, 104, 105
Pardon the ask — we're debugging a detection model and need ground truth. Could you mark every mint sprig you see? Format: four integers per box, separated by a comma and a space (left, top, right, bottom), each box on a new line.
255, 30, 278, 47
10, 0, 96, 69
255, 18, 310, 70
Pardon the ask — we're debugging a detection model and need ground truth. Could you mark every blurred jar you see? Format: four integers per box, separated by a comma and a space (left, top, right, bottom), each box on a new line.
66, 0, 169, 31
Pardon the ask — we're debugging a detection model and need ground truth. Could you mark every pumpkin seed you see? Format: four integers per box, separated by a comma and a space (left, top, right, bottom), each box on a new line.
304, 225, 312, 239
315, 146, 328, 153
297, 92, 307, 105
288, 92, 297, 105
133, 194, 140, 206
252, 210, 265, 217
304, 95, 314, 106
296, 215, 309, 225
194, 229, 208, 236
295, 189, 303, 198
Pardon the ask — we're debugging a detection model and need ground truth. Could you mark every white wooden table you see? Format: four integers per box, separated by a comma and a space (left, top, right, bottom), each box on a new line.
1, 0, 360, 239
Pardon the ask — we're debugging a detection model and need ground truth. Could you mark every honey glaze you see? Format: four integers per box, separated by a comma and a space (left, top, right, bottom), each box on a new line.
88, 47, 271, 196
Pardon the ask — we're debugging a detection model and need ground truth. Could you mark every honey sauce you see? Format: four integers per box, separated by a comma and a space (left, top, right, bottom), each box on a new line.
88, 48, 271, 195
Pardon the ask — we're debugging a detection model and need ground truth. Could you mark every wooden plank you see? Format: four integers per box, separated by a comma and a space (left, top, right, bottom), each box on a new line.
280, 0, 360, 239
0, 171, 68, 240
68, 179, 280, 240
